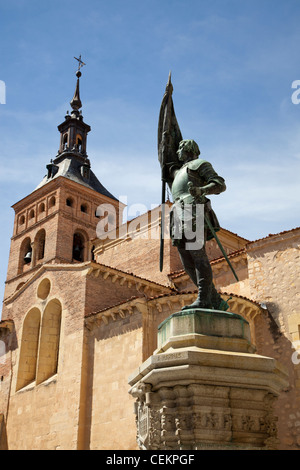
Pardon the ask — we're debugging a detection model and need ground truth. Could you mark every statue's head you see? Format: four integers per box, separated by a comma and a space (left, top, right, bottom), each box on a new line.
177, 139, 200, 162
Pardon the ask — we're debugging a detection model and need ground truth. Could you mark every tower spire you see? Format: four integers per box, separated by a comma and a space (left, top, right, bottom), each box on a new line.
70, 71, 82, 111
70, 55, 86, 112
55, 56, 90, 157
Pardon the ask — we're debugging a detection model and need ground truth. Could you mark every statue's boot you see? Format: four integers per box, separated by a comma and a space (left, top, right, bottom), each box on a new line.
178, 245, 214, 310
210, 284, 230, 311
182, 276, 212, 310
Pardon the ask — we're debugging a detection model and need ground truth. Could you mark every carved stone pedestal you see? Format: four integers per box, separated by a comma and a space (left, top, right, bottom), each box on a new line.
128, 309, 288, 450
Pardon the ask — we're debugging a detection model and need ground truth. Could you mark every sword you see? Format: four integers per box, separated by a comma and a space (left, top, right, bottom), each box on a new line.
204, 213, 239, 282
187, 182, 239, 282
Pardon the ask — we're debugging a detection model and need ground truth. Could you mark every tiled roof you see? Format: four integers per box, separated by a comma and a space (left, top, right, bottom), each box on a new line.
246, 227, 300, 246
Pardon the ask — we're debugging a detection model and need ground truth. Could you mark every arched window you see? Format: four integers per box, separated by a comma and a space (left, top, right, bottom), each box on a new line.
39, 202, 45, 214
34, 229, 46, 262
76, 134, 83, 151
18, 237, 32, 273
63, 133, 68, 149
73, 232, 85, 262
80, 203, 88, 213
36, 299, 62, 384
66, 197, 74, 207
49, 196, 56, 208
16, 308, 41, 391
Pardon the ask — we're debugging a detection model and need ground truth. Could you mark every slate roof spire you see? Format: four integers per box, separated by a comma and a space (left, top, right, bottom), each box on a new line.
70, 69, 83, 113
35, 56, 118, 201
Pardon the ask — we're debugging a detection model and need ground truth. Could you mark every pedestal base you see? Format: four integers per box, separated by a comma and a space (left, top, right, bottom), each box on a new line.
156, 308, 254, 354
128, 309, 288, 450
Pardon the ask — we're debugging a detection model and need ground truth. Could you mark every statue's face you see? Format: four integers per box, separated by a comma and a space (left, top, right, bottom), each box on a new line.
177, 140, 198, 162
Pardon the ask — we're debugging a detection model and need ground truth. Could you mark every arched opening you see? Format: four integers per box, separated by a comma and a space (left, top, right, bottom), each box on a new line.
16, 308, 41, 391
39, 202, 45, 214
29, 209, 35, 220
66, 197, 74, 207
49, 196, 56, 208
19, 237, 32, 273
81, 163, 90, 179
63, 133, 68, 149
80, 203, 88, 213
72, 232, 85, 262
34, 229, 46, 262
36, 299, 62, 384
76, 134, 83, 151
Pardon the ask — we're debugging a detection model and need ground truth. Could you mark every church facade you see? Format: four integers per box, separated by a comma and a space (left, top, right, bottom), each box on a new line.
0, 73, 300, 450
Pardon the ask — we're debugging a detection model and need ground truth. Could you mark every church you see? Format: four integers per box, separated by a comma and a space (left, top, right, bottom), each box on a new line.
0, 68, 299, 450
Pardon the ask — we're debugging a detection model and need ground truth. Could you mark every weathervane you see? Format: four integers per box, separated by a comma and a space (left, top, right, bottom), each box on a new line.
74, 55, 86, 72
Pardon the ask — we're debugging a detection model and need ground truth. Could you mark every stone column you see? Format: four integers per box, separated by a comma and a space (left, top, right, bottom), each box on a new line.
128, 308, 289, 450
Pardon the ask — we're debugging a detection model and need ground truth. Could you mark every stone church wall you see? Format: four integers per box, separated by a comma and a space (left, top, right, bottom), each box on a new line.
245, 229, 300, 449
87, 309, 143, 450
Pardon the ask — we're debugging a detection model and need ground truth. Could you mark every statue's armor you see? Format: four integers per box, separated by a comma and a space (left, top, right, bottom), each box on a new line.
170, 159, 226, 244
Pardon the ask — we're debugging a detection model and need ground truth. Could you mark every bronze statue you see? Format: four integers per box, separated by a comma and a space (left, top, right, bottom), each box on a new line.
158, 74, 235, 311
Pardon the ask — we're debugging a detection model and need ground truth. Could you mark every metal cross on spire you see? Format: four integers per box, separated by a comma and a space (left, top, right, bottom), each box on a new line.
74, 55, 86, 72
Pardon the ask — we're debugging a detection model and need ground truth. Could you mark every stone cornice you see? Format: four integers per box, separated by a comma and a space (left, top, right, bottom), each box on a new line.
3, 260, 172, 306
246, 227, 300, 251
12, 176, 124, 214
84, 291, 263, 330
86, 261, 173, 296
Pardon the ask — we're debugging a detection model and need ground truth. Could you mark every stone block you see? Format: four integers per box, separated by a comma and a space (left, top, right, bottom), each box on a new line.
156, 308, 254, 354
129, 308, 289, 450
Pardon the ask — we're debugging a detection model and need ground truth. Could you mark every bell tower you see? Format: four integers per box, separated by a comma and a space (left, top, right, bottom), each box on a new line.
2, 59, 123, 302
57, 69, 90, 158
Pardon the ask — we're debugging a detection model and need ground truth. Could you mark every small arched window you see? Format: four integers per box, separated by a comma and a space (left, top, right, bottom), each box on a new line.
63, 133, 68, 149
19, 237, 32, 273
66, 197, 74, 207
76, 134, 83, 151
34, 229, 46, 262
29, 209, 35, 220
39, 202, 45, 214
19, 215, 25, 225
49, 196, 56, 208
73, 232, 85, 262
80, 203, 88, 213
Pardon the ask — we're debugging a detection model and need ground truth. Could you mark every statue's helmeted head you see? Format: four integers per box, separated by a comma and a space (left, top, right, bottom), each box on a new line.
177, 139, 200, 162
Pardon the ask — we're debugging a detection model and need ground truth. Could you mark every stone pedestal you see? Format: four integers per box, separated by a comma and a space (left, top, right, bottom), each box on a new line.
128, 309, 289, 450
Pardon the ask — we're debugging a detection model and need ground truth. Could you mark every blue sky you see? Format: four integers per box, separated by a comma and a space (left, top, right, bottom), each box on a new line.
1, 0, 300, 305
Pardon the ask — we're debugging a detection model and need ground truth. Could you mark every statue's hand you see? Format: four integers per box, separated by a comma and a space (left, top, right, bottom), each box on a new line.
188, 182, 206, 201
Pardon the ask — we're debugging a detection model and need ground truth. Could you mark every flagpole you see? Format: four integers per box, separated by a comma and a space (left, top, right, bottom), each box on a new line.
159, 178, 166, 272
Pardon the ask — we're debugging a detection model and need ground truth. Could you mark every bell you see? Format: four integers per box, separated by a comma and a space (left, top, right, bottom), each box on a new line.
24, 251, 32, 264
73, 244, 82, 261
73, 244, 81, 254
